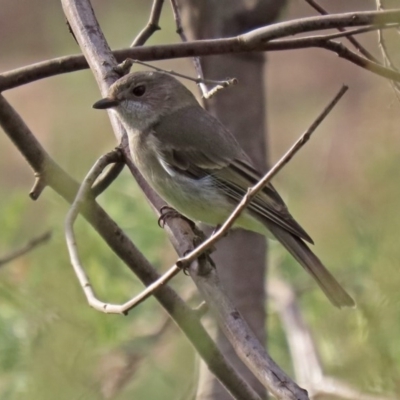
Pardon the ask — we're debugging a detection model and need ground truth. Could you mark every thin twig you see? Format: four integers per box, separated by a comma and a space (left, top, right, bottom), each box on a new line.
304, 0, 379, 62
0, 231, 52, 267
131, 0, 165, 47
301, 23, 400, 42
65, 150, 162, 314
119, 59, 237, 90
376, 0, 400, 101
169, 0, 211, 97
65, 149, 183, 314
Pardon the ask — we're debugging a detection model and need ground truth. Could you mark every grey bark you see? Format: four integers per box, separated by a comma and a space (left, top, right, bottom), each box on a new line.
181, 1, 287, 399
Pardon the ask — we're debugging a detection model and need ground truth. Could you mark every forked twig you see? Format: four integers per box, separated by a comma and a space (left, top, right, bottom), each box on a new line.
64, 150, 184, 314
65, 150, 132, 314
131, 0, 165, 47
169, 0, 210, 98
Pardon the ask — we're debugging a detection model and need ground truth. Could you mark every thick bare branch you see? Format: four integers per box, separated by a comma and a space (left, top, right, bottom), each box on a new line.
60, 0, 312, 398
191, 258, 308, 400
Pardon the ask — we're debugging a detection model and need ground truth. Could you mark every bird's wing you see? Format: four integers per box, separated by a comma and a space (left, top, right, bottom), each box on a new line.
152, 105, 313, 243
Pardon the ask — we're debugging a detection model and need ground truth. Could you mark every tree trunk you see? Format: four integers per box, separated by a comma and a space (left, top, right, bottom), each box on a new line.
181, 1, 286, 399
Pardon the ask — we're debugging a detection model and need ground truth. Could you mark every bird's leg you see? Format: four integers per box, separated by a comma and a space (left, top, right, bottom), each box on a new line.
180, 228, 216, 275
158, 206, 217, 273
191, 225, 217, 271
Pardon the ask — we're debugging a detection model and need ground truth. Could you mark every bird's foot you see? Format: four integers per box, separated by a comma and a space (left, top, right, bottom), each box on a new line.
158, 206, 196, 229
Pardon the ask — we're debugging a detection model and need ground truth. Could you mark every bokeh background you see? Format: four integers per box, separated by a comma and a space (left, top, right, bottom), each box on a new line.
1, 0, 400, 398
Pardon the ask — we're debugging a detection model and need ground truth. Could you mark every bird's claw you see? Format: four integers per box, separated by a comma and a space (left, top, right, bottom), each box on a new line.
157, 206, 196, 229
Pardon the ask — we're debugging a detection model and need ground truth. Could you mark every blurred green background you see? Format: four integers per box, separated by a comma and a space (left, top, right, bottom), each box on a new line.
1, 0, 400, 398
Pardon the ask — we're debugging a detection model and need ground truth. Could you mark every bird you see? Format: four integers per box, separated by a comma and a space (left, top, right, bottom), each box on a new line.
93, 70, 354, 308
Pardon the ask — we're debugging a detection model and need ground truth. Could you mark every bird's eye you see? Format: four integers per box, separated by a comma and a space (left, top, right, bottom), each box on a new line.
131, 85, 146, 97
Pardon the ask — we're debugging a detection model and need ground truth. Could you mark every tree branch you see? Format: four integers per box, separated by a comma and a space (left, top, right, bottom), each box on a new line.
0, 231, 52, 267
1, 9, 400, 92
169, 0, 210, 98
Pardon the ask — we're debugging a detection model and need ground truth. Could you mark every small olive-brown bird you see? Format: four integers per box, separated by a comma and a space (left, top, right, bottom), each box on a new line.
93, 71, 354, 308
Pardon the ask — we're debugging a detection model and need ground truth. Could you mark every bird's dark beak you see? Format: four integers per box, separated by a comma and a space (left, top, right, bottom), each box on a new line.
92, 97, 120, 109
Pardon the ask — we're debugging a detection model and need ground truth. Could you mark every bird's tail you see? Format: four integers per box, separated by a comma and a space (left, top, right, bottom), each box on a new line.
267, 223, 355, 308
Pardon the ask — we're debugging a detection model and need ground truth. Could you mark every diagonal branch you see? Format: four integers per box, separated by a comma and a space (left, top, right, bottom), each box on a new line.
177, 85, 348, 269
0, 231, 52, 267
